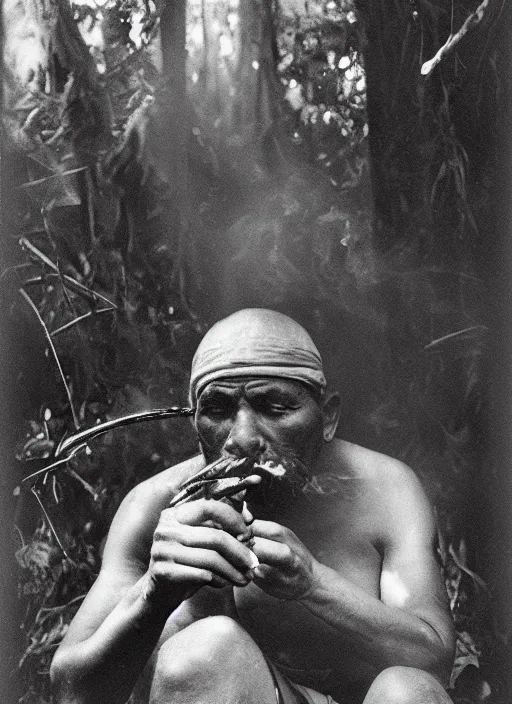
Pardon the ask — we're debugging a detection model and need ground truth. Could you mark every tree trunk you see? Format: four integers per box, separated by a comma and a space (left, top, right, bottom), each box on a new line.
157, 0, 188, 204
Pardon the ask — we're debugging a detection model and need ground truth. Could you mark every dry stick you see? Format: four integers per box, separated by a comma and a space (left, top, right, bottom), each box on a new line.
20, 238, 117, 309
30, 487, 69, 558
424, 324, 487, 350
50, 308, 115, 337
66, 468, 99, 500
56, 407, 195, 457
42, 210, 77, 316
421, 0, 491, 76
19, 166, 89, 190
22, 445, 86, 484
19, 288, 80, 429
20, 237, 57, 271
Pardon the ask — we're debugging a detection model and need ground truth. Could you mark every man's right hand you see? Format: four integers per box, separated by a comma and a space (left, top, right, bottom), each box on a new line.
143, 499, 256, 604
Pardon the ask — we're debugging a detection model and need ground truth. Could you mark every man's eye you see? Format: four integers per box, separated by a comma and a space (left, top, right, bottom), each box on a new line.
264, 403, 292, 415
201, 404, 231, 417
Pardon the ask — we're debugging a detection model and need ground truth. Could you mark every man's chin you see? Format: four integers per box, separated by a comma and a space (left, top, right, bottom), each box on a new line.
245, 473, 306, 513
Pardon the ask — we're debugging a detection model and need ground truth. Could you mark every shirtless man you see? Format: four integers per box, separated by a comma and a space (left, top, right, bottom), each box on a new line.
51, 308, 455, 704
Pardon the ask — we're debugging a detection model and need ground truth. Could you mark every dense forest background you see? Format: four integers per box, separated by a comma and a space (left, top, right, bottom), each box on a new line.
1, 0, 511, 702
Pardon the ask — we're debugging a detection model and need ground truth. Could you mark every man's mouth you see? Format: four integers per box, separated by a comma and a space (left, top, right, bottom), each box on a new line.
169, 451, 309, 509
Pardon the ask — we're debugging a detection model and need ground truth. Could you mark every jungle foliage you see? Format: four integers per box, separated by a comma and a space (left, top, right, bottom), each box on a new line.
1, 0, 511, 702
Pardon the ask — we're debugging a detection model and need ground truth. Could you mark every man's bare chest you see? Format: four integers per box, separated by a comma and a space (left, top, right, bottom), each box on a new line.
233, 528, 382, 674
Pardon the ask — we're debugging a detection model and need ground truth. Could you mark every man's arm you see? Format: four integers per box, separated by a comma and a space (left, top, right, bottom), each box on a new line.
251, 460, 455, 686
50, 480, 181, 704
50, 471, 256, 704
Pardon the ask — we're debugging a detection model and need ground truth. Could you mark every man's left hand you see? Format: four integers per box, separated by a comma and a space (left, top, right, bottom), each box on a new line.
250, 520, 319, 601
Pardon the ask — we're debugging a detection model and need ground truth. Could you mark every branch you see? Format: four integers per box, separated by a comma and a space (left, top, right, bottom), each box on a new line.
50, 308, 115, 337
20, 237, 117, 309
55, 406, 194, 457
421, 0, 491, 76
423, 325, 487, 350
19, 288, 80, 429
30, 487, 69, 558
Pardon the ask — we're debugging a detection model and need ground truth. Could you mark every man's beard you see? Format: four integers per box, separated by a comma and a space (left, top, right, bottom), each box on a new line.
245, 448, 309, 512
237, 448, 350, 513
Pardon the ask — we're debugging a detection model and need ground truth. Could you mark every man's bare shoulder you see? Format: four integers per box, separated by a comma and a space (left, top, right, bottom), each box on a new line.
334, 439, 418, 486
331, 439, 434, 536
124, 454, 205, 514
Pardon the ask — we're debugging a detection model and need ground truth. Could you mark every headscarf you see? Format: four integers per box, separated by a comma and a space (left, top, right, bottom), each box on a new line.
189, 309, 326, 405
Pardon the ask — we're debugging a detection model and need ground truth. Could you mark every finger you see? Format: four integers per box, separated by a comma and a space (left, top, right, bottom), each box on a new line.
151, 560, 214, 586
252, 536, 293, 567
160, 544, 251, 586
168, 524, 255, 571
170, 500, 250, 538
252, 564, 277, 581
251, 519, 287, 541
242, 501, 254, 526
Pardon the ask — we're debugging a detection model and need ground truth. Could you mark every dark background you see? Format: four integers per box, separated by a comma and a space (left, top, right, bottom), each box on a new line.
1, 1, 512, 702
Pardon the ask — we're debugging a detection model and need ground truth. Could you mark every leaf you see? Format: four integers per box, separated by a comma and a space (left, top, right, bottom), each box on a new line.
15, 541, 56, 572
450, 631, 480, 689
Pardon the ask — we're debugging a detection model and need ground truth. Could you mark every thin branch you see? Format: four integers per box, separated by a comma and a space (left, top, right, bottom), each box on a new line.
19, 237, 56, 271
19, 288, 80, 429
39, 594, 86, 613
42, 211, 76, 316
0, 262, 33, 283
66, 468, 99, 500
424, 325, 487, 350
19, 166, 88, 190
50, 308, 115, 337
22, 445, 86, 484
56, 406, 194, 457
448, 544, 489, 592
421, 0, 491, 75
30, 487, 69, 559
20, 238, 118, 309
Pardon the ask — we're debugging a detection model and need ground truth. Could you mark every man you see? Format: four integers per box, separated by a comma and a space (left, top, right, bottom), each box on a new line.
51, 308, 455, 704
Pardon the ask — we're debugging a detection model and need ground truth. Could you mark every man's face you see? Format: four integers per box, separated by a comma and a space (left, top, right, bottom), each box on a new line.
195, 377, 325, 473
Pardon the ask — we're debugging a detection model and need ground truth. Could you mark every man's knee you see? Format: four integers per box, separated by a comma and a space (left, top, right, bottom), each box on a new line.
152, 616, 251, 689
364, 666, 452, 704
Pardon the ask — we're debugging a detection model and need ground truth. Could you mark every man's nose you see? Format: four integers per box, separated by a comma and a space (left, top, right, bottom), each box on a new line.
223, 408, 265, 457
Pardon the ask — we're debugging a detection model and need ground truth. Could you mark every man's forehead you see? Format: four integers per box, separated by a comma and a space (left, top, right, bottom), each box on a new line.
199, 376, 312, 396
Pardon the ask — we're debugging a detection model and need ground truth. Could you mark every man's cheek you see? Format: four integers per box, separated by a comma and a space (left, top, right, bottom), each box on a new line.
196, 422, 228, 452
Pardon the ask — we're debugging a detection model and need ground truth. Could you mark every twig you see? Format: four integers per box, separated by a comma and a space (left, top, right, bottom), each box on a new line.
421, 0, 491, 75
20, 238, 117, 309
22, 445, 86, 484
39, 594, 86, 613
424, 324, 487, 350
50, 308, 115, 337
56, 407, 195, 457
19, 166, 88, 190
14, 524, 26, 548
19, 288, 80, 429
20, 237, 56, 271
42, 211, 76, 317
30, 487, 69, 559
0, 262, 33, 283
66, 468, 99, 500
448, 544, 489, 592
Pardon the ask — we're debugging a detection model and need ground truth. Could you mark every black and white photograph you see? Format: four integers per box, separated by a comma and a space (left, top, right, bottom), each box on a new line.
1, 1, 511, 703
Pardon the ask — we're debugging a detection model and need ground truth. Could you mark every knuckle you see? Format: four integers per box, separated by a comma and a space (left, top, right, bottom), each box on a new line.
153, 527, 166, 542
282, 544, 293, 561
268, 522, 283, 537
150, 561, 166, 579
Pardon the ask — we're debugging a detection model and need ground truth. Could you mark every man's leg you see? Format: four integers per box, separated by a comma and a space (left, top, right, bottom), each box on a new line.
362, 666, 453, 704
148, 615, 304, 704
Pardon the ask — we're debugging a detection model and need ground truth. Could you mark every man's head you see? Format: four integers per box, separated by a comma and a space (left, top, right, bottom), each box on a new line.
190, 309, 341, 475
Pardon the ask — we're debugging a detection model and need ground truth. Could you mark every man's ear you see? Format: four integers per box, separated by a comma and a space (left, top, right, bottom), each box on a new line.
321, 392, 341, 442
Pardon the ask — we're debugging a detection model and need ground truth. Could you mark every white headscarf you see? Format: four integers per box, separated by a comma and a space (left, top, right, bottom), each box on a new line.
189, 309, 326, 405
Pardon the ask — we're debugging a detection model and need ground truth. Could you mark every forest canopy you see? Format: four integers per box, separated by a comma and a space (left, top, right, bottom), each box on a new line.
1, 0, 511, 703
